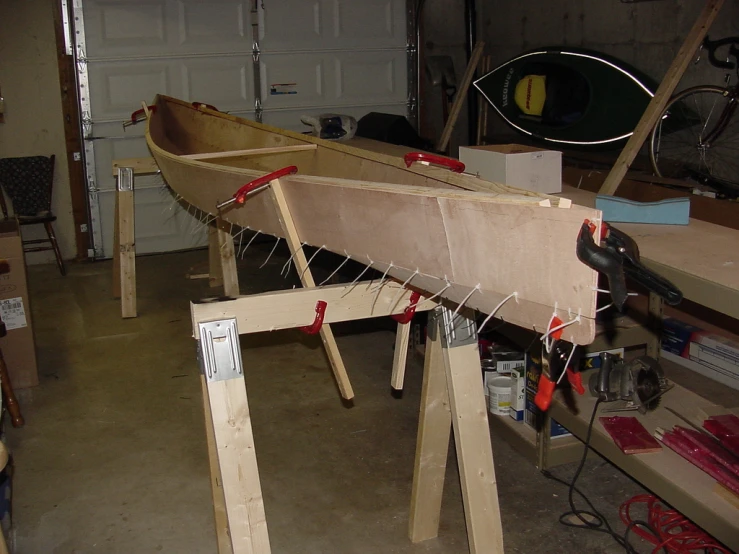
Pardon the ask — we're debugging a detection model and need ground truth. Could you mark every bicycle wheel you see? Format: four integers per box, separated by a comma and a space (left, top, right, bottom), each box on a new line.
650, 85, 739, 191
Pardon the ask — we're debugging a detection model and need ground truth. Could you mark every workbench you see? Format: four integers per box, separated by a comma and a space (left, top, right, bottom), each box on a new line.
554, 184, 739, 550
560, 186, 739, 320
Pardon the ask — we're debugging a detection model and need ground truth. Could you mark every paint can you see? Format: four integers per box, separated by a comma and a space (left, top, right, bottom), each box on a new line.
487, 375, 512, 416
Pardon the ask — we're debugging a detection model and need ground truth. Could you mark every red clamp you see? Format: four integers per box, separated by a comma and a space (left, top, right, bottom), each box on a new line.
403, 152, 466, 173
216, 165, 298, 210
301, 300, 327, 335
548, 316, 564, 341
123, 105, 156, 128
567, 368, 585, 395
534, 317, 567, 412
391, 291, 421, 324
584, 218, 608, 242
192, 102, 218, 111
535, 375, 556, 412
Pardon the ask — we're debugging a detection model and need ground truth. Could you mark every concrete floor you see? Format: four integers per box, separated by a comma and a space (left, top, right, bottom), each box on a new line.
5, 246, 718, 553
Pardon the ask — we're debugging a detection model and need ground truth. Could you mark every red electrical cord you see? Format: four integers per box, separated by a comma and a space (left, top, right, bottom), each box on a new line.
619, 494, 732, 554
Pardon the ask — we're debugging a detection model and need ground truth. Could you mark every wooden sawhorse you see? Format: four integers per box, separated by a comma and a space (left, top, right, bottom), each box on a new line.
191, 283, 505, 554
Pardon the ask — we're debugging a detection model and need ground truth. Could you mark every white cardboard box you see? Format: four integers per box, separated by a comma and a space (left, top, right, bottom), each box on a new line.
459, 144, 562, 194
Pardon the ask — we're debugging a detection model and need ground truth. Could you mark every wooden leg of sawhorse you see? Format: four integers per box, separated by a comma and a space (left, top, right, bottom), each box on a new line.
201, 375, 234, 554
391, 322, 412, 390
209, 225, 224, 289
215, 219, 239, 297
113, 167, 136, 318
409, 310, 450, 540
410, 306, 504, 553
198, 320, 271, 554
270, 179, 354, 400
113, 191, 121, 299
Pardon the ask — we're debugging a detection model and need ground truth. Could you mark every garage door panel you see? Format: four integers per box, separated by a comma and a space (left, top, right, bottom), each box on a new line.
89, 57, 253, 120
261, 103, 406, 133
258, 1, 323, 49
335, 53, 405, 104
83, 0, 252, 58
85, 0, 168, 54
88, 62, 173, 120
260, 51, 406, 110
333, 0, 399, 43
183, 58, 254, 110
260, 54, 325, 109
259, 0, 405, 50
176, 0, 250, 48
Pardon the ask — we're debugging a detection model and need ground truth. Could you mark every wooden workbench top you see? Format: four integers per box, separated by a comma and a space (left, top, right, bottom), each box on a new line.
558, 185, 739, 319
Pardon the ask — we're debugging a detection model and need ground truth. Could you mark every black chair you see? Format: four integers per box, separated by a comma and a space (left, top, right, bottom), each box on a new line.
0, 155, 66, 275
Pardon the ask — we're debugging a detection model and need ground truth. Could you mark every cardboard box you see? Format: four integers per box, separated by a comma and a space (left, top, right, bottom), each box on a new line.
459, 144, 562, 194
661, 317, 739, 390
0, 220, 38, 388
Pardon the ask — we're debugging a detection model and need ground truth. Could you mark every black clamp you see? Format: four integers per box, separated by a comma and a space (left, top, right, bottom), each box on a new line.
576, 220, 683, 311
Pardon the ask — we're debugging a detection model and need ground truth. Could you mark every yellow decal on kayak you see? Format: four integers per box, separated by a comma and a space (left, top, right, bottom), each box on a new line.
514, 75, 546, 116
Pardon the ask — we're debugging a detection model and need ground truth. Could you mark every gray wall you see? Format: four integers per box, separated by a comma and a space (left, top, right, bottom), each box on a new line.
420, 0, 471, 154
0, 0, 75, 264
478, 0, 739, 138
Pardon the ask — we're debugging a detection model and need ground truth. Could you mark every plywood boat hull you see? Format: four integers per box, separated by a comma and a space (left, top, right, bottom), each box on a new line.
147, 95, 601, 344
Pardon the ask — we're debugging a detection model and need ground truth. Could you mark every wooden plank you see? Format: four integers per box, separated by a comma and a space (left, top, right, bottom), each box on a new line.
112, 190, 121, 299
182, 144, 317, 161
206, 377, 271, 554
599, 0, 725, 195
216, 218, 240, 297
442, 314, 504, 553
111, 157, 160, 176
436, 42, 485, 152
391, 323, 411, 390
201, 376, 234, 554
270, 178, 354, 399
190, 281, 437, 335
209, 225, 224, 289
409, 310, 451, 542
118, 188, 136, 318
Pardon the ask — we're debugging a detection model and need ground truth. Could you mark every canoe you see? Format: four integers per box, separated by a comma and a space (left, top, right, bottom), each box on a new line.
474, 48, 657, 148
146, 95, 600, 344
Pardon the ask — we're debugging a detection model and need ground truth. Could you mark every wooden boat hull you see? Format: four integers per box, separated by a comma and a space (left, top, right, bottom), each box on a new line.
474, 48, 657, 148
146, 95, 601, 344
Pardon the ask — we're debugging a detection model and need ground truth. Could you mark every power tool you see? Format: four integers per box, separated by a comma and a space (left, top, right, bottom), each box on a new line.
588, 352, 670, 414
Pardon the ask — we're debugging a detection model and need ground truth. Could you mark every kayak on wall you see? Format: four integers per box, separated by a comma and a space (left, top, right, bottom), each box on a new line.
474, 48, 658, 149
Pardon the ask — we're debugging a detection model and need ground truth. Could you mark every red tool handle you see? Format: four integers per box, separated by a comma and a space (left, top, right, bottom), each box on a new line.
403, 152, 465, 173
391, 291, 421, 324
192, 102, 218, 111
128, 105, 157, 125
534, 374, 557, 412
233, 166, 297, 205
301, 300, 327, 335
567, 368, 585, 395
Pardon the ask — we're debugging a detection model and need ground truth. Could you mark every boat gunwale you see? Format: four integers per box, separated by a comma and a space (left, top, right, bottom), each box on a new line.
148, 94, 565, 203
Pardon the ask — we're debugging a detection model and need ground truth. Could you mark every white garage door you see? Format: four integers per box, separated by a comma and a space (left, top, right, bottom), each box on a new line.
73, 0, 410, 258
